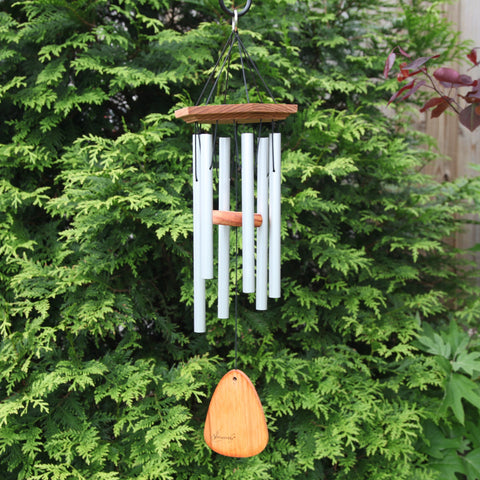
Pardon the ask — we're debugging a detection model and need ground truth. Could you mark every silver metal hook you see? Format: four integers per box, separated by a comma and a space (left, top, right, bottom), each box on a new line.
219, 0, 252, 18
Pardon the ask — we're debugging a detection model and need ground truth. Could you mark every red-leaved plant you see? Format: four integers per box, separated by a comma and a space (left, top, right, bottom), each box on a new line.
385, 46, 480, 131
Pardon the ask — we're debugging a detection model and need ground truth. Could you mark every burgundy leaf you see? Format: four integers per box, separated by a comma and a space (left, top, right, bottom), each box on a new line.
388, 80, 414, 105
396, 62, 410, 82
431, 101, 450, 118
459, 104, 480, 131
403, 55, 440, 71
467, 48, 480, 66
464, 83, 480, 102
384, 46, 412, 78
433, 67, 460, 83
384, 52, 396, 78
420, 96, 449, 113
434, 67, 474, 87
387, 79, 426, 105
458, 74, 475, 85
397, 79, 426, 101
398, 46, 411, 58
397, 66, 426, 81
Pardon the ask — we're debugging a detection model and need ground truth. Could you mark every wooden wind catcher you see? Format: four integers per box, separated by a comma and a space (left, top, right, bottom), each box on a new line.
175, 0, 296, 458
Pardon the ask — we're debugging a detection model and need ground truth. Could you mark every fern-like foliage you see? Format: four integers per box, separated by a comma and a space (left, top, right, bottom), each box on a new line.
1, 0, 480, 479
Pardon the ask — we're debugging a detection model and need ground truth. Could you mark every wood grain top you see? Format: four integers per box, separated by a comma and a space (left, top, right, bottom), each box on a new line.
175, 103, 297, 124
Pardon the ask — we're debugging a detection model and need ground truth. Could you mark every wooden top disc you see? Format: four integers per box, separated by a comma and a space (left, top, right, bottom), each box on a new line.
204, 369, 268, 457
175, 103, 297, 124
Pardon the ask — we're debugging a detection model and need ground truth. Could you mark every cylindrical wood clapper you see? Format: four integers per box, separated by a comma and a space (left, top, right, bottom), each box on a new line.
213, 210, 262, 227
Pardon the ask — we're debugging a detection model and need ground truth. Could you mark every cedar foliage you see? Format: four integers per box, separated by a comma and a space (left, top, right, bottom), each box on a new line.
1, 0, 480, 479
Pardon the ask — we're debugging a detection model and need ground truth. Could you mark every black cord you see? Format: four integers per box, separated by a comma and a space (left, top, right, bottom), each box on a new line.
196, 30, 235, 106
236, 31, 250, 102
233, 121, 239, 370
196, 21, 276, 107
237, 33, 276, 103
223, 43, 233, 104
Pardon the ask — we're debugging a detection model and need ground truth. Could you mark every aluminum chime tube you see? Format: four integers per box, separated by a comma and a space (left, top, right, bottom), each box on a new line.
256, 137, 269, 310
218, 137, 231, 319
193, 134, 206, 333
192, 129, 282, 331
200, 133, 214, 280
241, 133, 255, 294
269, 132, 282, 299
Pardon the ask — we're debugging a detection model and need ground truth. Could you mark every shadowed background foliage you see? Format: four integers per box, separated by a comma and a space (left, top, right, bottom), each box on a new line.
1, 0, 480, 478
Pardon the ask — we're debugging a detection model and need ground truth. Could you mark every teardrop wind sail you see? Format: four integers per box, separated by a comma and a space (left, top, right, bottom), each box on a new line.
204, 370, 268, 457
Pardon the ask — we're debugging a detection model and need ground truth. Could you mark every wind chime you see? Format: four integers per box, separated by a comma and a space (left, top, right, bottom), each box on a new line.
175, 0, 296, 458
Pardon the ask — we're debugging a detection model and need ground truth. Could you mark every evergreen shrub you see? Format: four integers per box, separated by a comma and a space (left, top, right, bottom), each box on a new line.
1, 0, 480, 478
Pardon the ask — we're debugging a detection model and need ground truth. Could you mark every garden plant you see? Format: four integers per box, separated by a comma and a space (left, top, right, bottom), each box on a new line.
1, 0, 480, 479
385, 45, 480, 131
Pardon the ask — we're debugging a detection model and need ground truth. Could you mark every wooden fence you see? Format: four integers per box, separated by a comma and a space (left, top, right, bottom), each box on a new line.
422, 0, 480, 266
